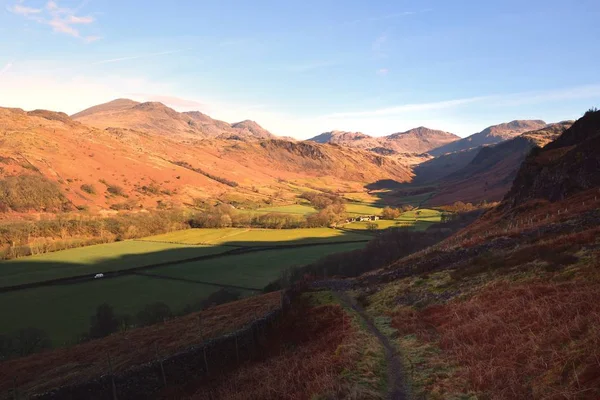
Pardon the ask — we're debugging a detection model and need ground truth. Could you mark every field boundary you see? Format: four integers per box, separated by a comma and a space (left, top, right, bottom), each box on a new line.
0, 240, 370, 293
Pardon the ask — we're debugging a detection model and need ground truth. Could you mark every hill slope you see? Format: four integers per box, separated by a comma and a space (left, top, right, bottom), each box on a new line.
356, 110, 600, 399
426, 121, 572, 205
428, 120, 547, 156
0, 106, 412, 213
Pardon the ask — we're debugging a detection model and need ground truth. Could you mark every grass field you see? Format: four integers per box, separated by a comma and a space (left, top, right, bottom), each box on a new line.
398, 208, 442, 221
144, 227, 370, 246
0, 239, 367, 345
346, 202, 385, 216
344, 220, 414, 230
0, 241, 228, 287
149, 242, 367, 289
251, 204, 317, 215
0, 275, 232, 346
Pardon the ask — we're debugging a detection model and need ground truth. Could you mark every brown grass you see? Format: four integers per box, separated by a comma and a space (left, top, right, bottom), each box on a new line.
395, 275, 600, 399
175, 301, 361, 400
0, 292, 281, 397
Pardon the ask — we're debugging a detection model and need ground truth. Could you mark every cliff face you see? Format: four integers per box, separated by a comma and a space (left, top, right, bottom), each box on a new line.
503, 110, 600, 207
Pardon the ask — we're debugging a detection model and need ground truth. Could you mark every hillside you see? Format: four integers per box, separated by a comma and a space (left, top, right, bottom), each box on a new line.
348, 110, 600, 399
0, 106, 412, 213
72, 99, 275, 140
307, 127, 459, 155
428, 119, 547, 156
426, 121, 572, 205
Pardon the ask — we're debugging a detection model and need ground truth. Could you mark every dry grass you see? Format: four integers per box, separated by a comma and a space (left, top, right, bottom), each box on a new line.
396, 273, 600, 399
182, 302, 360, 399
0, 292, 281, 397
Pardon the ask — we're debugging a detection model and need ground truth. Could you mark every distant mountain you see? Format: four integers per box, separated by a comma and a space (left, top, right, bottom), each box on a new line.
428, 120, 548, 156
228, 120, 274, 140
72, 99, 275, 140
307, 127, 459, 155
0, 105, 411, 213
426, 121, 572, 206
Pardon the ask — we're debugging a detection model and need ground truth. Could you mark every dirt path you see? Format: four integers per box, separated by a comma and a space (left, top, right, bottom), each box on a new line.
334, 290, 408, 400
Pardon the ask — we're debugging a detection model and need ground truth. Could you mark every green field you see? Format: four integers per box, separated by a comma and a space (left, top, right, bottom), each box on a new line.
149, 242, 367, 289
0, 241, 228, 287
0, 276, 232, 346
144, 227, 370, 246
0, 228, 369, 345
252, 204, 317, 215
346, 202, 385, 216
397, 208, 442, 221
344, 220, 413, 230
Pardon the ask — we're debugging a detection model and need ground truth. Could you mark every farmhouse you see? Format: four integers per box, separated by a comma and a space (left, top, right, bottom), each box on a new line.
345, 215, 380, 223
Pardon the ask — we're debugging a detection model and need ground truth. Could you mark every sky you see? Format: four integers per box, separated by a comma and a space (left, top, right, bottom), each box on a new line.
1, 0, 600, 139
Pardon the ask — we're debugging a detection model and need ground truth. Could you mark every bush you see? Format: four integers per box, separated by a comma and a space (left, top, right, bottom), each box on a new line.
381, 206, 401, 219
106, 184, 127, 197
88, 303, 122, 339
0, 175, 69, 212
80, 184, 96, 195
299, 192, 344, 210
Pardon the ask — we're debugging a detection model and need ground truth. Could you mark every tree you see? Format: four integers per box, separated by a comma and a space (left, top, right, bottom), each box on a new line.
0, 334, 13, 360
12, 327, 51, 357
89, 303, 120, 339
366, 222, 378, 231
381, 206, 401, 220
136, 302, 173, 327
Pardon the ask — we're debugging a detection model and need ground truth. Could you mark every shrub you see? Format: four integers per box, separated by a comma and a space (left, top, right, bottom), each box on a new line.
0, 175, 69, 212
381, 206, 401, 219
88, 303, 121, 339
106, 184, 127, 197
80, 184, 96, 195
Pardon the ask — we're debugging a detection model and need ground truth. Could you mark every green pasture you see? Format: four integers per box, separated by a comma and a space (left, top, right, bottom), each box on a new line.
148, 241, 367, 289
0, 241, 228, 287
144, 227, 369, 246
0, 241, 366, 345
0, 276, 232, 346
252, 204, 317, 215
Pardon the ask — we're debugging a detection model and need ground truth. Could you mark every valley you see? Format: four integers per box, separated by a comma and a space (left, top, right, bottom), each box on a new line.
0, 97, 597, 400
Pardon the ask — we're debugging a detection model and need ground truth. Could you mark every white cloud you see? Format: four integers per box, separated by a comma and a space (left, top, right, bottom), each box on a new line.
9, 4, 42, 16
8, 0, 98, 41
67, 15, 94, 24
376, 68, 389, 76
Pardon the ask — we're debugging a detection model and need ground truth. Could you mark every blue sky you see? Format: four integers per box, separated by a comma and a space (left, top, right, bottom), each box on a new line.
1, 0, 599, 138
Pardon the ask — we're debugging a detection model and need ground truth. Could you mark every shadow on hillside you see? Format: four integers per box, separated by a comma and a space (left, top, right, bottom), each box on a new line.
364, 179, 438, 208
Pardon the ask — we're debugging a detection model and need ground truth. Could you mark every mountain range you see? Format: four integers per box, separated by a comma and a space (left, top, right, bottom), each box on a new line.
0, 97, 569, 214
0, 104, 412, 213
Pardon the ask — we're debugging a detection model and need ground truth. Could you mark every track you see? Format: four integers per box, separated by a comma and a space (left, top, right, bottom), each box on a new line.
334, 290, 408, 400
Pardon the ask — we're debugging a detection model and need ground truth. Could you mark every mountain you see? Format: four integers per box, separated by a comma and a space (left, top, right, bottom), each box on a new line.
228, 120, 275, 140
307, 127, 459, 156
72, 99, 275, 140
503, 111, 600, 207
0, 106, 411, 213
428, 120, 548, 156
426, 121, 572, 205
